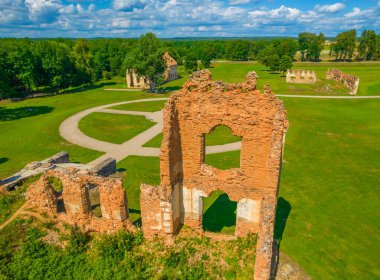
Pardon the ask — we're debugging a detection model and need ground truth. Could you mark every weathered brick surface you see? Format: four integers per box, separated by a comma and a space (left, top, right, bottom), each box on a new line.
26, 168, 133, 233
326, 68, 359, 95
140, 70, 288, 280
286, 69, 317, 84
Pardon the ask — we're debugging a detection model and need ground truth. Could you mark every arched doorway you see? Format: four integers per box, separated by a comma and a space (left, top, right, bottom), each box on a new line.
202, 190, 237, 235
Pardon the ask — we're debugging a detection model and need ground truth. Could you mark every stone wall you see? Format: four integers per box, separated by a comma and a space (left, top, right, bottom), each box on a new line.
90, 158, 116, 177
126, 52, 179, 89
140, 70, 288, 280
286, 69, 317, 84
326, 69, 359, 95
26, 168, 132, 233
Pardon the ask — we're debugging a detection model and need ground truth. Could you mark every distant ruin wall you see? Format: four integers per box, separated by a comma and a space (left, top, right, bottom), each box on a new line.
26, 168, 132, 233
286, 69, 317, 84
326, 69, 359, 95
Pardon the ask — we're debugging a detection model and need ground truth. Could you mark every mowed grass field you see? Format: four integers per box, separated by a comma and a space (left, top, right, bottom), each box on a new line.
164, 61, 380, 96
0, 62, 379, 279
0, 83, 169, 179
78, 113, 156, 144
115, 97, 380, 279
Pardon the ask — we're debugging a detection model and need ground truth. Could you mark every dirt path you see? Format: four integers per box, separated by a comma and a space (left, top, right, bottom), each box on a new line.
0, 203, 27, 231
59, 98, 242, 167
60, 95, 379, 167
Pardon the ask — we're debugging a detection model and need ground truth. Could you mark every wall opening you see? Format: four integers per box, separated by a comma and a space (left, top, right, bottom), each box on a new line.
86, 183, 102, 218
202, 190, 237, 235
47, 176, 65, 213
204, 125, 242, 170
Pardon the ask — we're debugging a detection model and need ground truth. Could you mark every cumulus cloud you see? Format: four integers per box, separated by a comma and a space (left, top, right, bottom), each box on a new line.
24, 0, 62, 22
345, 7, 362, 17
314, 3, 345, 13
0, 0, 379, 37
113, 0, 149, 11
229, 0, 250, 5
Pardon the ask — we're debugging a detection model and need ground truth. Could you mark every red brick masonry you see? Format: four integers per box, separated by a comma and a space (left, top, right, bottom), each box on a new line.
140, 70, 288, 280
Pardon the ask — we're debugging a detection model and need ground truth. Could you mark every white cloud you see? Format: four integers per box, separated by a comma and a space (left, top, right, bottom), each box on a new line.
24, 0, 62, 22
230, 0, 250, 5
113, 0, 149, 11
314, 3, 345, 13
345, 7, 362, 17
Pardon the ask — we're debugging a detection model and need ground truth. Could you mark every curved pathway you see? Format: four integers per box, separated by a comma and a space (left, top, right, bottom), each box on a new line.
59, 98, 241, 166
60, 95, 379, 167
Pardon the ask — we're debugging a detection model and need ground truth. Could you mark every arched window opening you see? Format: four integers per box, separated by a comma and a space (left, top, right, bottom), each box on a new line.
204, 125, 242, 170
202, 190, 237, 235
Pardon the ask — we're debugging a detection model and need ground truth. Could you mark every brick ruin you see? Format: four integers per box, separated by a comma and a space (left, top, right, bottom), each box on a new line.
286, 69, 317, 84
126, 51, 178, 89
26, 168, 132, 233
326, 68, 359, 95
140, 70, 288, 280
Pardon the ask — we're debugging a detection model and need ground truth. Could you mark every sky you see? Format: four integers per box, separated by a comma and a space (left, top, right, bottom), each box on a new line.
0, 0, 379, 38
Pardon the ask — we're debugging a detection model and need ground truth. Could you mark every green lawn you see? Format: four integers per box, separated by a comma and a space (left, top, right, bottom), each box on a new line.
1, 62, 380, 279
0, 84, 168, 179
200, 98, 380, 279
117, 156, 160, 225
142, 133, 163, 148
143, 125, 241, 148
78, 112, 156, 144
205, 125, 241, 146
209, 62, 380, 96
108, 100, 168, 112
205, 150, 241, 170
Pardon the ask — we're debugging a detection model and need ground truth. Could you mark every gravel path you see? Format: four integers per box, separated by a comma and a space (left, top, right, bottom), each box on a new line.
59, 98, 241, 167
60, 95, 379, 167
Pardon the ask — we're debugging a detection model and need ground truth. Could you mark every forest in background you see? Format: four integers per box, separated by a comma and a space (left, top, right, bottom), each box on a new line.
0, 29, 379, 99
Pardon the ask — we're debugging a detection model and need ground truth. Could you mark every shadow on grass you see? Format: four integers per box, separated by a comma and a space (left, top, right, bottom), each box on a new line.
274, 197, 291, 242
61, 82, 117, 95
203, 193, 237, 233
129, 209, 142, 227
0, 106, 54, 121
161, 86, 181, 91
0, 158, 8, 164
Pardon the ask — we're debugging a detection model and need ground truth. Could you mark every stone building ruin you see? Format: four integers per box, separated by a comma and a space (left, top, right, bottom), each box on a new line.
286, 69, 317, 84
126, 51, 179, 89
26, 168, 131, 233
326, 68, 359, 95
140, 70, 288, 280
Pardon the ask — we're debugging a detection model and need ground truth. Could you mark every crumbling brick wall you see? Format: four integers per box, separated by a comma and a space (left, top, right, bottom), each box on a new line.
140, 70, 288, 280
326, 68, 359, 95
286, 69, 317, 84
26, 168, 131, 233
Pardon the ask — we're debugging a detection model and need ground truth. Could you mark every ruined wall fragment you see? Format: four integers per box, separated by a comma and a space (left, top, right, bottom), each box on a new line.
140, 70, 288, 280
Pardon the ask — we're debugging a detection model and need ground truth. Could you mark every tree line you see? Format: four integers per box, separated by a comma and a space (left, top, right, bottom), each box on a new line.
0, 29, 379, 98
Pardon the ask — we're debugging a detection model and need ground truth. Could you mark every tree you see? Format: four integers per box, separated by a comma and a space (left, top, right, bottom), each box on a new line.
184, 51, 198, 72
331, 29, 357, 60
199, 43, 215, 68
257, 46, 274, 70
359, 30, 377, 61
268, 54, 280, 72
279, 55, 293, 76
225, 40, 251, 61
123, 33, 165, 92
73, 39, 94, 86
298, 32, 325, 61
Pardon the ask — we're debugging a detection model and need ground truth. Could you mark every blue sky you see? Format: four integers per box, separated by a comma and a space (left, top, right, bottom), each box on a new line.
0, 0, 379, 38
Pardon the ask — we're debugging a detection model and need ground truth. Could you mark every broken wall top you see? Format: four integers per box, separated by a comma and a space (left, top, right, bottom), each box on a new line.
160, 70, 288, 201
